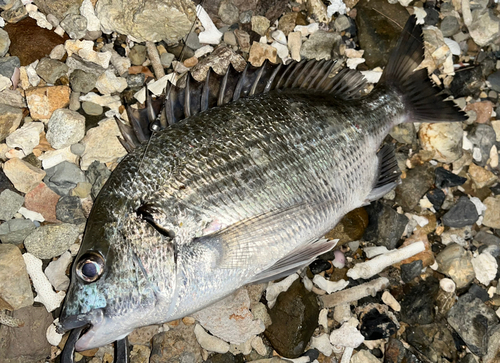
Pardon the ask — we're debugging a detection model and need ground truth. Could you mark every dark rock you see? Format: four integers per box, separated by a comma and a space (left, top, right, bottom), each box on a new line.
127, 73, 145, 88
0, 169, 15, 194
0, 305, 53, 362
426, 188, 446, 210
459, 354, 479, 363
440, 16, 461, 37
56, 195, 86, 224
447, 293, 499, 356
0, 189, 24, 221
468, 284, 489, 302
435, 167, 467, 188
355, 0, 409, 68
4, 17, 69, 66
113, 38, 127, 57
85, 161, 111, 200
449, 66, 483, 98
43, 161, 87, 196
405, 323, 457, 363
69, 69, 99, 93
359, 306, 397, 340
442, 196, 479, 228
309, 258, 331, 274
0, 219, 36, 244
301, 349, 319, 361
149, 323, 202, 363
474, 230, 500, 247
384, 337, 420, 363
401, 260, 423, 283
488, 69, 500, 93
325, 207, 369, 246
400, 277, 439, 325
0, 55, 20, 78
363, 201, 409, 249
265, 279, 319, 358
424, 8, 439, 26
467, 124, 497, 167
255, 0, 289, 24
395, 165, 434, 212
35, 57, 69, 84
206, 353, 245, 363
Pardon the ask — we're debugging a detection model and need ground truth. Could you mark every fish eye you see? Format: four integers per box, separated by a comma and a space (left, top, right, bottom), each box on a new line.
76, 252, 105, 283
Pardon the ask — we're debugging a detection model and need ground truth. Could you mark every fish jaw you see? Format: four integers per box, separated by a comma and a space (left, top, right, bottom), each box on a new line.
74, 314, 131, 351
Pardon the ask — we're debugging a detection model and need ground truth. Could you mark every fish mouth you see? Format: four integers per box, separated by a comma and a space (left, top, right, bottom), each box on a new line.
58, 308, 106, 351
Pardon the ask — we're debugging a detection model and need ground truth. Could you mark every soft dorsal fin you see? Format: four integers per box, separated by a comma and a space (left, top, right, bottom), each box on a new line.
117, 57, 368, 151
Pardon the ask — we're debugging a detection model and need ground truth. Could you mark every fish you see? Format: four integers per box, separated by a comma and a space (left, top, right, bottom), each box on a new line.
57, 14, 466, 360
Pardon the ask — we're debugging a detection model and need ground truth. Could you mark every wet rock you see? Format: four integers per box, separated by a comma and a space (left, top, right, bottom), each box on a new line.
69, 69, 99, 93
60, 13, 87, 39
425, 188, 446, 210
0, 56, 20, 79
85, 160, 111, 199
24, 223, 80, 259
309, 258, 331, 274
419, 122, 463, 163
150, 323, 203, 363
436, 244, 475, 289
440, 15, 460, 37
0, 305, 53, 361
96, 0, 195, 43
0, 104, 22, 143
300, 31, 342, 60
358, 305, 397, 340
363, 201, 408, 249
265, 279, 319, 358
447, 293, 499, 356
35, 57, 68, 84
44, 250, 72, 291
24, 182, 60, 223
324, 207, 369, 246
0, 219, 35, 245
435, 167, 467, 188
405, 323, 457, 363
482, 196, 500, 229
395, 165, 434, 212
55, 195, 86, 224
3, 158, 46, 193
43, 161, 87, 196
96, 69, 127, 94
468, 162, 497, 189
400, 277, 439, 325
401, 260, 423, 283
0, 244, 33, 309
248, 42, 277, 67
25, 85, 71, 121
5, 121, 44, 156
0, 189, 23, 221
442, 196, 479, 228
467, 9, 500, 47
46, 108, 85, 149
80, 118, 127, 170
384, 337, 420, 363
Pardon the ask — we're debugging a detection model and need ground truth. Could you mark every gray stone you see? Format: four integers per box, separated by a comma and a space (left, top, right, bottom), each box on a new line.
85, 160, 111, 199
150, 323, 203, 363
487, 70, 500, 93
82, 101, 103, 116
24, 223, 80, 259
127, 73, 146, 88
0, 219, 36, 244
0, 305, 53, 362
129, 44, 147, 66
447, 293, 499, 356
467, 124, 497, 166
440, 16, 460, 37
0, 89, 26, 108
223, 31, 237, 46
32, 0, 82, 21
0, 56, 20, 79
0, 189, 24, 221
484, 325, 500, 363
69, 68, 99, 93
405, 323, 457, 363
35, 57, 69, 84
1, 0, 27, 24
96, 0, 196, 43
239, 10, 252, 24
300, 31, 342, 60
0, 104, 23, 143
401, 260, 423, 283
0, 244, 33, 310
0, 28, 10, 57
362, 200, 409, 249
0, 0, 17, 11
251, 15, 270, 36
395, 165, 434, 212
185, 31, 202, 50
60, 13, 88, 39
160, 52, 175, 68
334, 15, 351, 32
436, 244, 475, 289
442, 197, 479, 228
46, 108, 86, 149
70, 142, 85, 156
43, 161, 87, 196
467, 9, 500, 47
390, 123, 416, 145
219, 0, 239, 25
66, 54, 106, 75
56, 196, 86, 224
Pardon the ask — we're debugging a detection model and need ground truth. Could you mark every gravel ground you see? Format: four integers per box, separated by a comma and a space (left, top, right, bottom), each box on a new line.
0, 0, 499, 362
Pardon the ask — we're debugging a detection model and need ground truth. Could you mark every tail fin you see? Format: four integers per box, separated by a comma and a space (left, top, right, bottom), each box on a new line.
379, 15, 467, 123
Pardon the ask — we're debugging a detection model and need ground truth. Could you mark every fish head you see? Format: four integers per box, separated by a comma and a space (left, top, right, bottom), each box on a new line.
59, 194, 177, 351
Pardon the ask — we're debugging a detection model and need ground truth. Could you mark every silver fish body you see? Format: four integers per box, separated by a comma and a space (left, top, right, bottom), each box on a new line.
59, 16, 465, 352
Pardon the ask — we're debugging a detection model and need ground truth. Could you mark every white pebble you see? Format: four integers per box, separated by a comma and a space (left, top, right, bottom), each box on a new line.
471, 252, 498, 286
29, 10, 53, 30
251, 336, 267, 356
333, 303, 351, 324
271, 41, 289, 59
413, 6, 426, 24
194, 324, 229, 353
360, 70, 382, 84
311, 333, 333, 356
197, 5, 222, 45
489, 145, 498, 168
327, 0, 347, 17
6, 121, 44, 156
18, 207, 45, 222
313, 275, 349, 294
80, 0, 101, 32
266, 273, 298, 308
462, 132, 473, 150
0, 75, 12, 91
49, 44, 66, 60
23, 253, 65, 312
271, 30, 287, 45
444, 38, 461, 55
194, 45, 214, 58
44, 251, 72, 291
294, 23, 319, 37
318, 308, 329, 331
302, 275, 313, 291
346, 58, 365, 69
382, 291, 401, 312
469, 196, 487, 216
330, 318, 364, 348
363, 246, 389, 258
46, 318, 64, 346
472, 147, 482, 162
439, 278, 456, 293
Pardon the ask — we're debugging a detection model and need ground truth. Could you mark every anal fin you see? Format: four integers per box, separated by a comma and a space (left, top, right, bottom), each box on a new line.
366, 144, 401, 202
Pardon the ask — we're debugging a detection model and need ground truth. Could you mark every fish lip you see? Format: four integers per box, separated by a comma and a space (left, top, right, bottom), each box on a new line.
58, 308, 106, 351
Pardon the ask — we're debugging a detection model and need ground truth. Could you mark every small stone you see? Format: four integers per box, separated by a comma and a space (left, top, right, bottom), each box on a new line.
3, 158, 46, 193
38, 146, 79, 169
0, 89, 26, 108
0, 244, 33, 309
358, 305, 398, 341
46, 108, 86, 149
130, 344, 151, 363
0, 28, 11, 57
185, 31, 201, 50
0, 189, 24, 221
248, 42, 277, 67
96, 69, 127, 94
251, 15, 270, 36
81, 101, 103, 116
351, 350, 381, 363
150, 323, 203, 362
85, 160, 111, 199
405, 323, 457, 363
24, 223, 80, 259
271, 41, 288, 60
35, 57, 68, 84
65, 39, 112, 68
6, 121, 44, 156
440, 16, 460, 37
44, 161, 87, 196
330, 318, 365, 348
0, 104, 23, 143
129, 44, 147, 66
128, 325, 159, 346
80, 0, 100, 32
309, 258, 331, 274
435, 167, 467, 188
70, 181, 92, 198
395, 165, 434, 212
401, 260, 423, 283
25, 85, 71, 121
0, 218, 35, 245
219, 0, 239, 25
436, 244, 475, 289
60, 13, 87, 39
24, 182, 60, 223
18, 207, 44, 222
223, 31, 237, 46
442, 196, 479, 228
468, 162, 497, 189
56, 195, 86, 224
233, 29, 250, 53
363, 201, 408, 249
467, 9, 500, 47
69, 69, 99, 93
44, 250, 72, 291
400, 277, 439, 325
49, 44, 66, 60
483, 196, 500, 229
300, 31, 342, 60
419, 122, 463, 163
160, 52, 175, 68
183, 56, 198, 68
310, 334, 333, 356
465, 101, 493, 124
334, 15, 351, 32
194, 324, 229, 353
0, 55, 20, 79
471, 252, 497, 286
382, 291, 401, 312
425, 188, 445, 210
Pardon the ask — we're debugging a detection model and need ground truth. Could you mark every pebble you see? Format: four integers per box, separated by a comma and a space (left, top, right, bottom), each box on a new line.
60, 14, 87, 39
0, 244, 34, 309
363, 201, 408, 249
468, 162, 498, 189
194, 324, 230, 354
25, 85, 71, 121
472, 252, 498, 286
434, 167, 466, 188
6, 121, 44, 156
96, 69, 127, 94
0, 55, 20, 79
49, 44, 66, 60
248, 42, 277, 67
3, 158, 46, 193
442, 196, 479, 227
46, 108, 85, 150
466, 9, 500, 47
35, 57, 68, 84
44, 251, 72, 291
234, 29, 250, 53
38, 146, 79, 169
351, 350, 381, 363
43, 161, 87, 196
440, 16, 460, 37
401, 260, 423, 283
183, 56, 198, 68
0, 28, 11, 57
24, 182, 60, 223
69, 69, 99, 93
223, 31, 237, 46
81, 101, 103, 116
160, 52, 175, 68
483, 196, 500, 229
395, 165, 434, 211
419, 122, 463, 163
0, 189, 24, 221
0, 104, 23, 143
129, 44, 147, 66
382, 291, 401, 312
310, 334, 333, 356
287, 31, 301, 62
55, 195, 86, 225
300, 31, 341, 60
251, 15, 270, 36
329, 318, 365, 348
24, 223, 80, 260
65, 39, 112, 69
436, 244, 475, 289
79, 92, 121, 115
0, 218, 35, 245
80, 0, 100, 32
